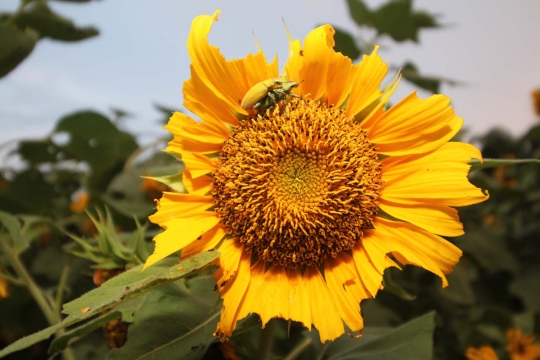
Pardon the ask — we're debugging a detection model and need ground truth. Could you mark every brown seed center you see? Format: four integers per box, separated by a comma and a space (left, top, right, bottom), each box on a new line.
212, 98, 383, 268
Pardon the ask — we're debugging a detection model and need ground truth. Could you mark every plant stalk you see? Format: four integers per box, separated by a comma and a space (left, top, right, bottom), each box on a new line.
257, 319, 277, 360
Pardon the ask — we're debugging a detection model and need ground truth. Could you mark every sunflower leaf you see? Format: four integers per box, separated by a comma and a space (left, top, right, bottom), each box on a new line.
13, 1, 98, 41
401, 62, 457, 94
382, 269, 417, 301
469, 158, 540, 172
107, 275, 220, 360
331, 26, 362, 61
141, 173, 186, 194
0, 22, 38, 78
302, 311, 435, 360
346, 0, 373, 27
0, 253, 219, 358
373, 0, 439, 42
0, 211, 28, 254
49, 311, 122, 354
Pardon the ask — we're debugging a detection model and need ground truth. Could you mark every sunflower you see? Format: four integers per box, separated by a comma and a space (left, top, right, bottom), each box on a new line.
465, 346, 499, 360
506, 329, 540, 360
142, 10, 488, 342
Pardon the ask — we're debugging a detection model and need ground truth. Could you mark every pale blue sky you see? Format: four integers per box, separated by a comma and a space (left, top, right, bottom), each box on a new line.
1, 0, 540, 149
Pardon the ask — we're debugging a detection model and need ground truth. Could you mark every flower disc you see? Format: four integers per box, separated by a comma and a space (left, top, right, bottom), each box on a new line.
212, 99, 383, 267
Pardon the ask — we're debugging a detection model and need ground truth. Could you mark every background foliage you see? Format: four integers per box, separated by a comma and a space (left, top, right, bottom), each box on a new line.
1, 0, 539, 359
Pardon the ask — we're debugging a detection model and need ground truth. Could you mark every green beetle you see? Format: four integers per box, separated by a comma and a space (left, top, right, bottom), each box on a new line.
241, 75, 301, 113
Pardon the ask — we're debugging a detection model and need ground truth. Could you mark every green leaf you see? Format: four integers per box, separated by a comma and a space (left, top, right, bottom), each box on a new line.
53, 111, 138, 192
438, 262, 475, 306
103, 167, 167, 219
370, 0, 440, 43
412, 11, 439, 28
0, 320, 67, 358
454, 230, 520, 274
0, 253, 219, 358
373, 0, 418, 42
313, 312, 436, 359
469, 158, 540, 172
0, 169, 56, 214
331, 26, 362, 61
513, 313, 535, 335
382, 269, 416, 301
0, 22, 38, 78
62, 253, 220, 318
142, 173, 186, 194
154, 104, 178, 125
49, 311, 122, 354
17, 140, 59, 165
14, 1, 98, 41
50, 0, 95, 2
107, 276, 220, 360
346, 0, 372, 27
401, 63, 454, 94
0, 211, 28, 254
511, 266, 540, 312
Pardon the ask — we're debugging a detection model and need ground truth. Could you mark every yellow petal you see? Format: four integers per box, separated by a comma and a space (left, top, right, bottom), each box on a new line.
296, 25, 334, 100
215, 239, 244, 289
216, 249, 251, 340
143, 212, 220, 270
232, 260, 266, 323
380, 200, 464, 237
304, 266, 345, 342
181, 223, 226, 259
255, 264, 290, 325
283, 21, 303, 82
180, 152, 217, 179
285, 24, 361, 109
286, 268, 312, 329
363, 217, 463, 287
351, 240, 386, 297
381, 142, 488, 207
325, 49, 356, 109
223, 262, 313, 330
148, 193, 214, 224
188, 10, 278, 118
346, 46, 388, 118
183, 171, 212, 195
368, 92, 463, 156
325, 254, 364, 332
184, 66, 240, 127
164, 111, 229, 154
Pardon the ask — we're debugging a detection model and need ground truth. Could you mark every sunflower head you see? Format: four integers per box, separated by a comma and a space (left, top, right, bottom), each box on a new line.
213, 98, 383, 268
143, 9, 488, 343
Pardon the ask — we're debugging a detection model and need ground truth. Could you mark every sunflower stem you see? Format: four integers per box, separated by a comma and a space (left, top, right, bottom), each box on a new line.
315, 342, 330, 360
257, 318, 277, 360
0, 236, 76, 360
283, 337, 313, 360
0, 238, 56, 325
0, 269, 24, 285
54, 257, 72, 316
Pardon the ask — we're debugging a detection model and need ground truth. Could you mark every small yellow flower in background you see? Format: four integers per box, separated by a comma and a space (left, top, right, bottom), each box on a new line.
143, 10, 488, 342
0, 273, 9, 299
70, 191, 89, 213
465, 345, 499, 360
506, 329, 540, 360
532, 89, 540, 116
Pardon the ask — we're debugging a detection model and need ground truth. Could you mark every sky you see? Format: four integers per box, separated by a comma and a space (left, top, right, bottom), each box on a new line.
1, 0, 540, 149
